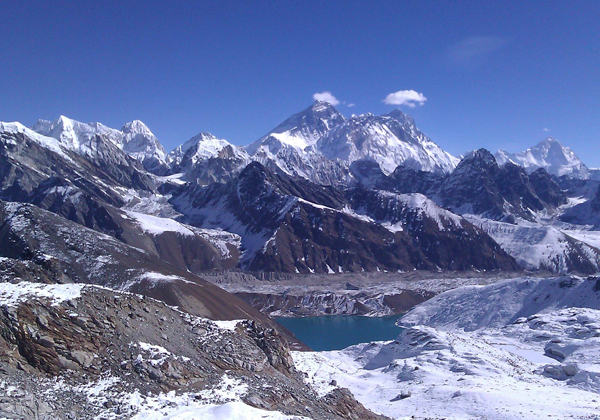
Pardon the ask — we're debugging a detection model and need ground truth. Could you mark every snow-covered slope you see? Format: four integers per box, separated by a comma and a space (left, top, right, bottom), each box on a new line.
32, 116, 168, 173
466, 216, 600, 273
496, 137, 589, 179
167, 132, 250, 184
245, 101, 350, 184
245, 101, 458, 184
318, 111, 459, 175
400, 275, 600, 330
246, 100, 345, 155
0, 121, 71, 160
169, 132, 249, 165
32, 115, 124, 153
295, 276, 600, 419
121, 120, 168, 173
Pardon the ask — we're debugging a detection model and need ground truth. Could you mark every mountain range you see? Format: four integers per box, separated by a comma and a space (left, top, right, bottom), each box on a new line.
2, 100, 600, 418
1, 101, 600, 280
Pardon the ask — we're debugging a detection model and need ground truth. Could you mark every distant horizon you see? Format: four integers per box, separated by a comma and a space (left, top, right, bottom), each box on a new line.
2, 1, 598, 164
3, 101, 587, 164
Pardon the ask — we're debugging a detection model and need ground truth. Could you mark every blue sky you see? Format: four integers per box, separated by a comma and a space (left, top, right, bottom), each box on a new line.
1, 1, 599, 164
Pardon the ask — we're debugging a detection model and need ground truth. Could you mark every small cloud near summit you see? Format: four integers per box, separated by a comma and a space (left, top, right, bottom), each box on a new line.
543, 128, 551, 132
313, 91, 340, 106
383, 90, 427, 108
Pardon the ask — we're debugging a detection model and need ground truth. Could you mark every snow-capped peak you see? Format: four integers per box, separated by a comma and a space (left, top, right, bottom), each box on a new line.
32, 115, 124, 151
121, 120, 154, 137
317, 112, 459, 175
168, 132, 248, 167
246, 100, 346, 154
120, 120, 167, 171
31, 116, 169, 173
495, 137, 589, 178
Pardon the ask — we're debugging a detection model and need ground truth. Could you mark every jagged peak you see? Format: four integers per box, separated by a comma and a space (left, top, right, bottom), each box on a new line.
167, 131, 246, 168
460, 148, 498, 168
121, 120, 154, 136
495, 136, 588, 178
57, 115, 72, 125
386, 109, 417, 127
246, 101, 346, 154
188, 132, 220, 143
309, 99, 339, 113
171, 132, 221, 155
239, 160, 271, 181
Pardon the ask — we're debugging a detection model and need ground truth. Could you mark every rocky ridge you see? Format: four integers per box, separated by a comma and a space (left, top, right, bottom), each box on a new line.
0, 281, 387, 419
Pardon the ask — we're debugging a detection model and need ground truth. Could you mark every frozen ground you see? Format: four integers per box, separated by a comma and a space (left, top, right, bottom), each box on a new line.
43, 373, 309, 420
293, 276, 600, 419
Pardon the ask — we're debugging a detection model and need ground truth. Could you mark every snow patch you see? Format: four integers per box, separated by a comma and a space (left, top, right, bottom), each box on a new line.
0, 282, 86, 307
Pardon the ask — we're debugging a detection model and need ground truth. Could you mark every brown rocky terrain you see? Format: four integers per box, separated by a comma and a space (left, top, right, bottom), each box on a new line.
0, 281, 389, 419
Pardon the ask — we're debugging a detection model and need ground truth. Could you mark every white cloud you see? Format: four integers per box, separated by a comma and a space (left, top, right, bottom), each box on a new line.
445, 36, 507, 68
347, 103, 355, 107
543, 128, 551, 132
383, 90, 427, 108
313, 91, 340, 106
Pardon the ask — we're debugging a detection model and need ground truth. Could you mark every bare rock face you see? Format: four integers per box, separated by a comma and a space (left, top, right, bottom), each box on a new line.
173, 161, 519, 274
353, 149, 567, 223
0, 283, 388, 420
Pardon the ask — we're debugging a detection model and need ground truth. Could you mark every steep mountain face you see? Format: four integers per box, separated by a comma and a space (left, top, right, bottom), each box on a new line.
246, 100, 346, 155
121, 120, 169, 174
344, 188, 518, 271
350, 160, 443, 196
559, 182, 600, 228
168, 132, 250, 184
171, 162, 350, 271
0, 121, 157, 234
244, 101, 457, 185
245, 101, 350, 184
171, 162, 518, 273
352, 149, 566, 222
0, 122, 155, 207
495, 137, 589, 179
441, 150, 565, 221
528, 168, 568, 207
32, 115, 124, 151
319, 111, 459, 175
32, 116, 169, 174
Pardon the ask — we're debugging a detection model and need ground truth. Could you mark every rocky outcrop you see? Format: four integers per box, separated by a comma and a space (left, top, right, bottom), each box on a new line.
0, 283, 387, 419
0, 201, 303, 348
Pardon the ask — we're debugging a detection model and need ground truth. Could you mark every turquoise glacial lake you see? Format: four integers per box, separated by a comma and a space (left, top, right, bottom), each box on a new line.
275, 314, 404, 351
